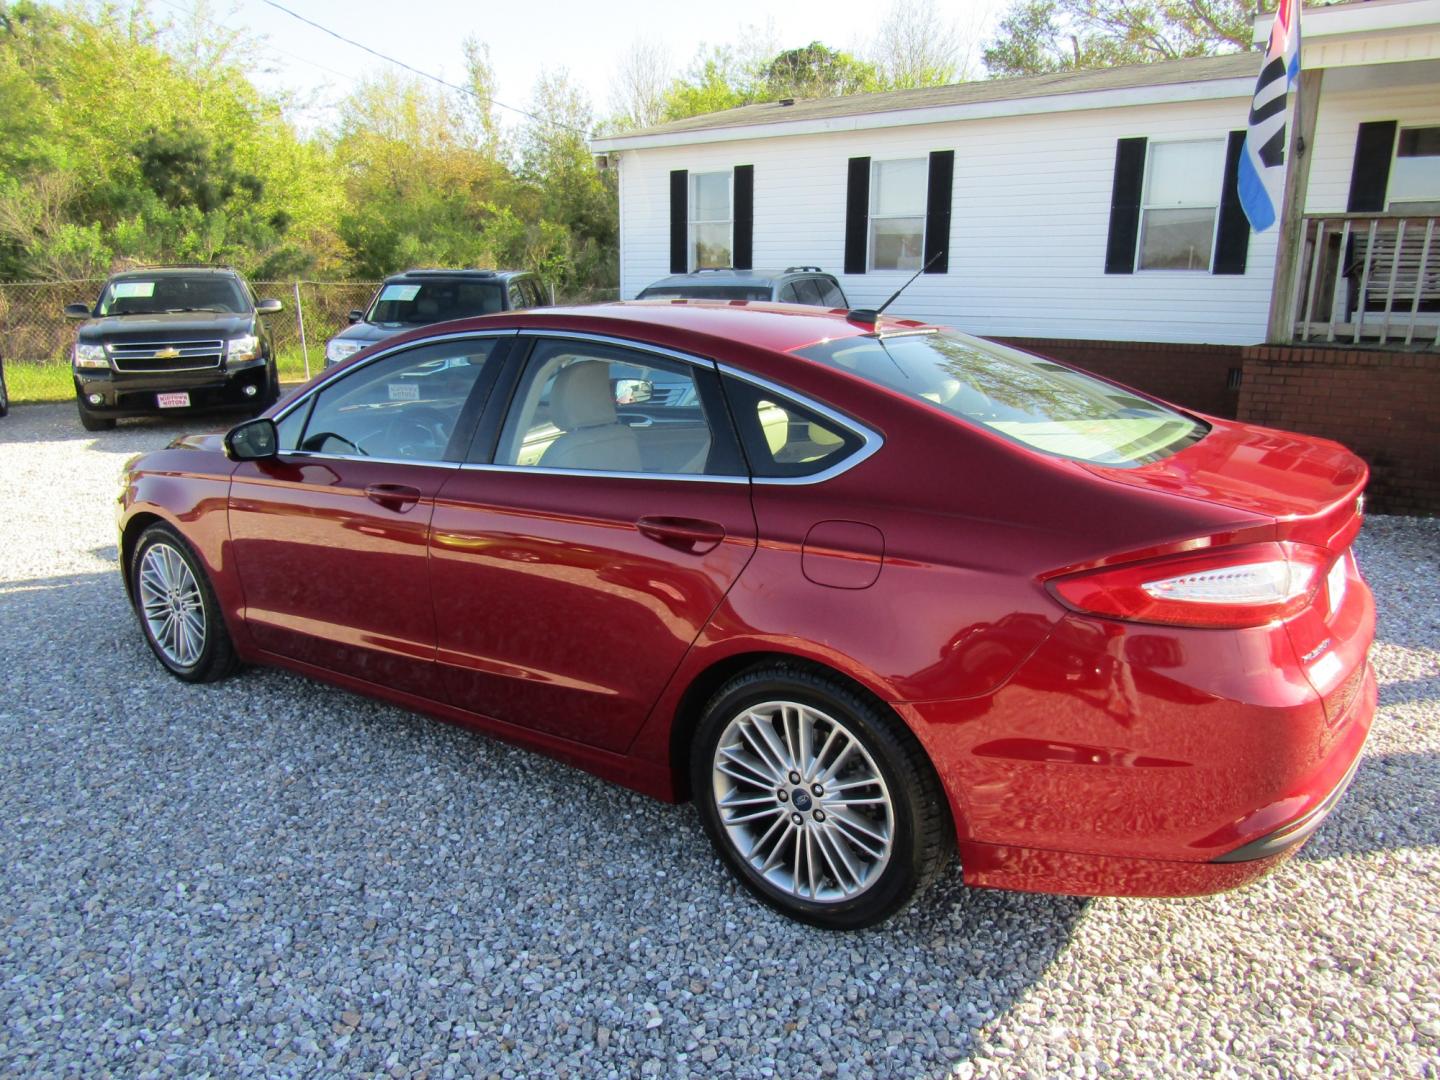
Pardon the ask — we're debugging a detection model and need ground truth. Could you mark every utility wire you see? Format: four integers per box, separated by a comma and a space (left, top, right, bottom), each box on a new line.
256, 0, 592, 135
154, 0, 363, 90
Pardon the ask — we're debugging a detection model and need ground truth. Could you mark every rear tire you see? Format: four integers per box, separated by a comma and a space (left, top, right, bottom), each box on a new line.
77, 397, 115, 431
0, 361, 9, 417
691, 664, 951, 930
130, 522, 239, 683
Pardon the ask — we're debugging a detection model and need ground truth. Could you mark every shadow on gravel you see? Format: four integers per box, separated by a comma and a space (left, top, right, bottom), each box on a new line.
0, 401, 232, 448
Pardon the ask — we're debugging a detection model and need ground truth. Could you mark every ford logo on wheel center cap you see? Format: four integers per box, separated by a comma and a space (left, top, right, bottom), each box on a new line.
791, 789, 813, 812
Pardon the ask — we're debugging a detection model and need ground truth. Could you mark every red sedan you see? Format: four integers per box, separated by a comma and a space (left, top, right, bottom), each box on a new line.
117, 303, 1375, 929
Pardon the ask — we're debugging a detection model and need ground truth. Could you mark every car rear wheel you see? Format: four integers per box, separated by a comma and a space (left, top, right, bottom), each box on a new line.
692, 665, 951, 929
76, 397, 115, 431
130, 523, 238, 683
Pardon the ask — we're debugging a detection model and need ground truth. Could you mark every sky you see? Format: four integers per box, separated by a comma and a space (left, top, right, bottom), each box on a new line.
147, 0, 1007, 131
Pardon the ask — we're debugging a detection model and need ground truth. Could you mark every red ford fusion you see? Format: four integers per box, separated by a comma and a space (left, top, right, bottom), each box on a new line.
116, 302, 1375, 929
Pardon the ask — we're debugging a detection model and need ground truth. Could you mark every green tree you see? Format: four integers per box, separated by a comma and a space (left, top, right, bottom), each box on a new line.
983, 0, 1259, 78
760, 42, 882, 99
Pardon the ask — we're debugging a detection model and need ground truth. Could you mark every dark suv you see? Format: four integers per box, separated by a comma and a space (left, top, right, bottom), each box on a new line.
65, 267, 283, 431
325, 269, 546, 367
636, 267, 849, 308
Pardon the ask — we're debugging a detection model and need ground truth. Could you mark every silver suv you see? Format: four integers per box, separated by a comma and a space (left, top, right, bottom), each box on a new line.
636, 267, 848, 308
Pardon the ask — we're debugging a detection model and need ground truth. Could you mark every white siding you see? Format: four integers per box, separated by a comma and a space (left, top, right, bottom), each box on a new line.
615, 97, 1278, 346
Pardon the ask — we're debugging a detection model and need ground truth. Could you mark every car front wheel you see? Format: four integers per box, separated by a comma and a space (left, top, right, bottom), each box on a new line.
76, 396, 115, 431
130, 523, 238, 683
692, 665, 951, 929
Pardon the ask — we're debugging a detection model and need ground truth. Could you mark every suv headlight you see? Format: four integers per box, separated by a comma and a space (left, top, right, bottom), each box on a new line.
325, 339, 363, 366
227, 334, 260, 362
73, 342, 109, 369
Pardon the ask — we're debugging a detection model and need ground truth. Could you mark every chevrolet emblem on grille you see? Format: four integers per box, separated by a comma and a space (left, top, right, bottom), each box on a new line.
154, 347, 181, 359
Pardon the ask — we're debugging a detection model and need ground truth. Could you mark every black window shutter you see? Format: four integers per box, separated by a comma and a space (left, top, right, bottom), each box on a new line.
733, 165, 754, 270
669, 170, 688, 274
1104, 137, 1147, 274
1213, 130, 1251, 275
924, 150, 954, 273
1346, 121, 1398, 212
844, 157, 870, 275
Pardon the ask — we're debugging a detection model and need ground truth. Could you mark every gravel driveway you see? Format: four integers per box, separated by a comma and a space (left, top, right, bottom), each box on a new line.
1, 403, 1437, 1079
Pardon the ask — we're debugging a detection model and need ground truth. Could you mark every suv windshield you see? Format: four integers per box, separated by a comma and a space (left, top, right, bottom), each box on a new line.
638, 286, 772, 301
367, 279, 505, 325
795, 331, 1207, 468
97, 275, 249, 316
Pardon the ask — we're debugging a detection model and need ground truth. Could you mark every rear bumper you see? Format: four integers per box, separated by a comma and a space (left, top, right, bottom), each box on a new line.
75, 358, 271, 417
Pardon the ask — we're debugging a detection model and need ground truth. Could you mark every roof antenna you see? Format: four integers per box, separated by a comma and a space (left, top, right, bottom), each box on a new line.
846, 250, 943, 326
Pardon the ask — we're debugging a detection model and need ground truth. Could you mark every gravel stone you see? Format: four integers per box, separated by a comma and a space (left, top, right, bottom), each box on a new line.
1, 403, 1437, 1078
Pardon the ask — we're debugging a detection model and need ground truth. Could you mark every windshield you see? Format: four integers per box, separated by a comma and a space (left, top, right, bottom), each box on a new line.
96, 275, 249, 316
366, 279, 505, 325
795, 330, 1207, 468
638, 286, 772, 301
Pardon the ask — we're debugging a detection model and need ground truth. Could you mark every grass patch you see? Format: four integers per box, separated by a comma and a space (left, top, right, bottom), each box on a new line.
5, 347, 320, 404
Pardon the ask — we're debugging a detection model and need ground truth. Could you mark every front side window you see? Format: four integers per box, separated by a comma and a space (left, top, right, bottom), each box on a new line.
1389, 126, 1440, 212
366, 279, 505, 325
870, 158, 927, 271
795, 331, 1207, 468
97, 275, 249, 316
284, 339, 499, 462
496, 340, 733, 476
1138, 140, 1224, 270
690, 172, 732, 269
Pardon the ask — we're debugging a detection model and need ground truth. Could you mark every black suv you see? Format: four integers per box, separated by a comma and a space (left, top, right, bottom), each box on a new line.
325, 269, 547, 367
636, 267, 849, 308
65, 267, 283, 431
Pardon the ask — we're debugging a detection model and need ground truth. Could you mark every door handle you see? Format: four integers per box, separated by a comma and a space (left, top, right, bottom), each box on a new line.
636, 516, 726, 555
365, 483, 422, 512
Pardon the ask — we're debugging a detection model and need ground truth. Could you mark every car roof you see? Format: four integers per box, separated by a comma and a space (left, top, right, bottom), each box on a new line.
108, 267, 241, 279
386, 268, 530, 282
434, 299, 930, 357
641, 268, 836, 289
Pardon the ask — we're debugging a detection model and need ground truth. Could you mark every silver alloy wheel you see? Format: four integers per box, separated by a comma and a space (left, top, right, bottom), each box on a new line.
711, 700, 895, 903
137, 542, 206, 668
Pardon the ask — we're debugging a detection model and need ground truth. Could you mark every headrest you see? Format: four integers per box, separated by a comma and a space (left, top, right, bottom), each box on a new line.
550, 361, 617, 431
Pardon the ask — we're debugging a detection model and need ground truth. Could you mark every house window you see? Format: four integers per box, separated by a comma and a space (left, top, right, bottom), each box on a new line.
1389, 126, 1440, 213
689, 171, 732, 269
869, 158, 927, 271
1137, 140, 1225, 271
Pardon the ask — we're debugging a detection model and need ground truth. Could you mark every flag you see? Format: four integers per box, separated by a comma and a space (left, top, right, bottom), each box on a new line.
1238, 0, 1303, 232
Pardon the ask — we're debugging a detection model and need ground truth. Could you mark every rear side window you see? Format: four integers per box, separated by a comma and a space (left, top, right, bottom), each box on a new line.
722, 376, 865, 479
818, 278, 847, 307
794, 331, 1206, 468
792, 279, 825, 305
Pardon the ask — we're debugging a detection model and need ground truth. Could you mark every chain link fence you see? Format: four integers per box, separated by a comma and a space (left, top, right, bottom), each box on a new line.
0, 279, 620, 402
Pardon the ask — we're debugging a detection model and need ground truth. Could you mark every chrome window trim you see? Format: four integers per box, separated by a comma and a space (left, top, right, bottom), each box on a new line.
456, 462, 747, 485
716, 364, 884, 486
507, 329, 720, 374
273, 450, 462, 470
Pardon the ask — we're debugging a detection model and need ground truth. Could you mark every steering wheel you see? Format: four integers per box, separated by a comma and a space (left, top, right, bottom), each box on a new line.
382, 406, 452, 459
305, 431, 367, 456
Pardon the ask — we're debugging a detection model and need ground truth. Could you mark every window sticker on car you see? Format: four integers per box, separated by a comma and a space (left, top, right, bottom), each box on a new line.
388, 382, 420, 402
379, 284, 422, 302
112, 282, 156, 298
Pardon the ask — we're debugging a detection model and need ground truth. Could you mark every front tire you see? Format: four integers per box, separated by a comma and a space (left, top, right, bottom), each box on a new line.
77, 397, 115, 431
130, 523, 238, 683
691, 665, 951, 930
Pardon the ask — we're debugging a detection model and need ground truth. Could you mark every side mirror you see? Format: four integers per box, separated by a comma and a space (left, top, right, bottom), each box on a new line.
256, 298, 283, 315
225, 417, 278, 461
64, 303, 91, 320
347, 309, 363, 324
614, 378, 653, 405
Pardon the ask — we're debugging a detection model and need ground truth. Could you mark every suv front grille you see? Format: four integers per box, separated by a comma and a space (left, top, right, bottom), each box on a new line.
109, 339, 224, 372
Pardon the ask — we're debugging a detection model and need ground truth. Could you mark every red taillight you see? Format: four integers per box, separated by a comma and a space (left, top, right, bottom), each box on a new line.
1046, 542, 1333, 628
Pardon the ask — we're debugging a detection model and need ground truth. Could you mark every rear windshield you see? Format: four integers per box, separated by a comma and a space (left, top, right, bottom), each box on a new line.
638, 286, 772, 301
96, 275, 249, 316
794, 330, 1207, 468
367, 279, 505, 325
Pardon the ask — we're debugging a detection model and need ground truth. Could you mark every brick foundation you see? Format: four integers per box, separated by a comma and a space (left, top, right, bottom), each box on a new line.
1237, 345, 1440, 516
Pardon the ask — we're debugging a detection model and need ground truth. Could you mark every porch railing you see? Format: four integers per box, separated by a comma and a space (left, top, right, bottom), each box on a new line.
1287, 213, 1440, 347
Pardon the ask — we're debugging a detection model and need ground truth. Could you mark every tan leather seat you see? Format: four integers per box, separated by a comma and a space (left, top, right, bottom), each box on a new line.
539, 361, 641, 472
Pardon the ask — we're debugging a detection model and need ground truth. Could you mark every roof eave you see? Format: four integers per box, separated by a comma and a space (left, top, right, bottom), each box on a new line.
591, 75, 1257, 152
